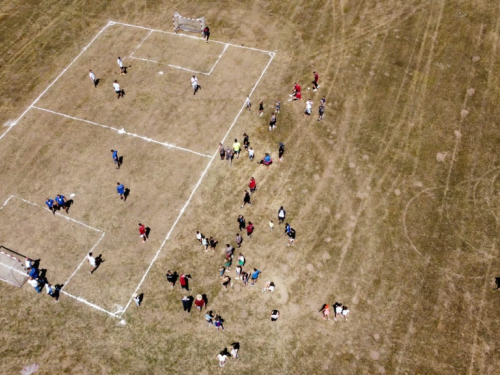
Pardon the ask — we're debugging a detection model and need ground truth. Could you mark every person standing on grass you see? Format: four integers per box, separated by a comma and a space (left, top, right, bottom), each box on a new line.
226, 147, 234, 165
214, 315, 225, 331
222, 275, 231, 290
46, 283, 59, 302
284, 222, 291, 236
248, 147, 255, 161
243, 133, 250, 152
275, 99, 281, 114
117, 57, 124, 74
201, 235, 209, 251
225, 244, 234, 260
28, 277, 42, 293
278, 206, 286, 224
133, 293, 141, 307
269, 112, 277, 131
312, 71, 319, 91
241, 190, 251, 208
191, 75, 200, 95
179, 273, 190, 291
217, 351, 228, 367
111, 149, 121, 169
45, 198, 56, 215
89, 70, 96, 87
116, 182, 126, 200
55, 194, 69, 213
269, 220, 274, 231
206, 310, 214, 325
287, 227, 296, 246
203, 26, 210, 42
28, 267, 39, 280
229, 344, 240, 360
87, 252, 99, 274
113, 80, 123, 99
318, 102, 325, 122
241, 270, 250, 286
219, 143, 225, 160
319, 304, 330, 320
246, 221, 254, 238
224, 256, 232, 272
259, 100, 264, 116
248, 177, 257, 194
166, 270, 175, 288
238, 253, 245, 267
196, 231, 203, 246
237, 215, 246, 232
209, 236, 218, 251
235, 233, 243, 248
271, 310, 280, 321
195, 294, 205, 311
182, 296, 191, 312
235, 265, 242, 280
139, 223, 148, 243
251, 268, 261, 285
304, 99, 313, 116
245, 95, 251, 111
233, 139, 241, 159
278, 142, 285, 162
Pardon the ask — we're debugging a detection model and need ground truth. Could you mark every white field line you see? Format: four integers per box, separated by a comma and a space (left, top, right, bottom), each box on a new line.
129, 56, 158, 63
60, 290, 121, 318
62, 231, 106, 288
207, 44, 229, 75
0, 21, 113, 143
129, 29, 153, 59
32, 106, 211, 158
1, 195, 14, 209
120, 52, 275, 316
110, 20, 275, 54
166, 64, 204, 75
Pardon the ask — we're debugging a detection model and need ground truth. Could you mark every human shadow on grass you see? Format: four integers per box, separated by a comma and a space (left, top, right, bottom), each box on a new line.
94, 78, 100, 87
145, 227, 151, 238
202, 293, 209, 307
124, 188, 130, 201
494, 277, 500, 290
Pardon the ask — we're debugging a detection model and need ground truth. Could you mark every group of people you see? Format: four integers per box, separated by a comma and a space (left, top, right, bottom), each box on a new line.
26, 258, 60, 302
319, 302, 350, 321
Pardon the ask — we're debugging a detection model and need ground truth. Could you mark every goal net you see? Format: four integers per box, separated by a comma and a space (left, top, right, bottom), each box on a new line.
172, 12, 205, 34
0, 246, 29, 287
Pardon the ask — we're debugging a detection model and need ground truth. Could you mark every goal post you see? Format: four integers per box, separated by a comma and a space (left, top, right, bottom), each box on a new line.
172, 12, 206, 34
0, 246, 29, 287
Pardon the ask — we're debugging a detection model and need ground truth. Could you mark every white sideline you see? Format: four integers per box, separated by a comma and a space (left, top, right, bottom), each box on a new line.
120, 51, 275, 316
32, 106, 212, 158
0, 21, 113, 143
60, 290, 121, 319
110, 20, 275, 54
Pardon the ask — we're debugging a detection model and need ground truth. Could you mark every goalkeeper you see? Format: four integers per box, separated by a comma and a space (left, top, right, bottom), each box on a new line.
203, 26, 210, 42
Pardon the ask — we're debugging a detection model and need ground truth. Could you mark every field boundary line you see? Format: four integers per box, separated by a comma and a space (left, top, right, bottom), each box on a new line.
0, 21, 113, 143
60, 290, 121, 319
129, 30, 153, 59
119, 51, 275, 316
32, 106, 211, 158
109, 20, 275, 54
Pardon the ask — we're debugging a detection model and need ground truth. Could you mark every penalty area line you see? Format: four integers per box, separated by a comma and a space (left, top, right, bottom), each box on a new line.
60, 290, 121, 319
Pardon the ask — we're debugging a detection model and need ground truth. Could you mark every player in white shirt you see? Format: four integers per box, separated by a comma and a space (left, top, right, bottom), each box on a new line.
113, 80, 123, 99
117, 56, 126, 75
248, 147, 255, 160
89, 70, 96, 87
191, 75, 200, 95
304, 99, 313, 116
245, 95, 251, 111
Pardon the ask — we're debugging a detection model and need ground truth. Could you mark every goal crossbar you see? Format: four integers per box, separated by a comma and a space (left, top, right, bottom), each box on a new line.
172, 12, 205, 34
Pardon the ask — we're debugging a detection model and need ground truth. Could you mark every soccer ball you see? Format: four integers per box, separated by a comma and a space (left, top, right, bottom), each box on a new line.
308, 87, 310, 90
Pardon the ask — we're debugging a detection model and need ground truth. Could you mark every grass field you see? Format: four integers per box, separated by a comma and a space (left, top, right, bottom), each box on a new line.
1, 0, 500, 374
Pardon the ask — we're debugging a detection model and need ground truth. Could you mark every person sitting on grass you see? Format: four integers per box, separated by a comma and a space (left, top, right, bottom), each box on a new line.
259, 153, 272, 167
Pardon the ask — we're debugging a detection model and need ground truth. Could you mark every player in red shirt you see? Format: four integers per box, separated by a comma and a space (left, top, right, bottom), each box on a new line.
246, 221, 254, 238
312, 71, 319, 91
248, 177, 257, 194
289, 83, 301, 101
139, 223, 148, 243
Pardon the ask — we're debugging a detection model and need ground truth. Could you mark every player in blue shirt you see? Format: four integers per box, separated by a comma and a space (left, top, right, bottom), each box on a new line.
116, 182, 125, 200
251, 268, 261, 285
55, 194, 68, 213
45, 198, 56, 215
111, 149, 121, 169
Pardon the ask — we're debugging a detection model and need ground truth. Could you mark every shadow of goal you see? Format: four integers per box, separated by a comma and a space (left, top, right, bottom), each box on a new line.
0, 246, 29, 287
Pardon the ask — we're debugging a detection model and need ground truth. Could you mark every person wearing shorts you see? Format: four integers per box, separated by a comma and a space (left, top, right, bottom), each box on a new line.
237, 215, 246, 231
248, 147, 255, 160
275, 99, 281, 113
237, 253, 245, 267
287, 227, 296, 246
318, 104, 325, 121
235, 233, 243, 248
269, 112, 277, 131
89, 70, 96, 87
203, 26, 210, 42
304, 99, 313, 116
245, 96, 251, 111
111, 149, 121, 169
241, 190, 251, 208
334, 302, 343, 321
233, 139, 241, 159
259, 100, 264, 116
166, 270, 175, 288
113, 80, 122, 98
191, 75, 199, 95
319, 304, 330, 320
271, 310, 280, 321
243, 133, 249, 151
219, 143, 225, 160
241, 271, 249, 286
251, 268, 261, 285
45, 198, 56, 214
248, 177, 257, 194
246, 221, 254, 238
278, 142, 285, 162
139, 223, 148, 243
312, 71, 319, 91
55, 194, 69, 213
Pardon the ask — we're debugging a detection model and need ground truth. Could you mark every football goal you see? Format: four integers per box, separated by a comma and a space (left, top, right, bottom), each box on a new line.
172, 12, 206, 34
0, 246, 29, 287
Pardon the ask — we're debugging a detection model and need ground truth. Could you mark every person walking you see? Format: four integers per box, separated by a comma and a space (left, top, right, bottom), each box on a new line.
259, 100, 264, 116
45, 283, 59, 302
235, 265, 242, 280
222, 275, 231, 290
182, 295, 191, 312
219, 143, 225, 160
214, 315, 225, 331
217, 351, 228, 367
191, 75, 200, 95
318, 102, 325, 121
45, 198, 56, 215
284, 222, 291, 236
195, 294, 205, 311
28, 277, 42, 293
304, 99, 313, 116
203, 26, 210, 42
116, 182, 125, 200
243, 133, 250, 152
271, 310, 280, 321
341, 306, 350, 321
237, 215, 246, 231
248, 177, 257, 194
55, 194, 69, 213
248, 147, 255, 161
166, 270, 175, 288
278, 206, 286, 225
238, 253, 245, 267
312, 71, 319, 91
229, 344, 240, 360
139, 223, 148, 243
251, 268, 261, 285
241, 190, 251, 208
225, 147, 234, 165
111, 149, 121, 169
205, 310, 214, 325
245, 95, 251, 111
275, 98, 281, 114
196, 231, 203, 246
133, 293, 141, 307
269, 220, 275, 231
287, 227, 296, 246
269, 112, 277, 131
113, 80, 123, 99
246, 221, 254, 238
117, 57, 125, 75
225, 244, 234, 260
87, 252, 101, 274
278, 142, 285, 162
201, 235, 209, 251
233, 139, 241, 159
209, 236, 218, 251
334, 302, 343, 321
224, 256, 232, 272
241, 270, 249, 286
179, 273, 190, 291
89, 70, 97, 87
235, 233, 243, 248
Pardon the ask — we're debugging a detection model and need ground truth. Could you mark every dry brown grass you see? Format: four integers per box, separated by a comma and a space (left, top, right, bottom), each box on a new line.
1, 0, 500, 374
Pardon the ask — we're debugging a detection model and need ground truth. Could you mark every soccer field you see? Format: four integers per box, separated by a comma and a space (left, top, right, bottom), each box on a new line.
2, 1, 500, 374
